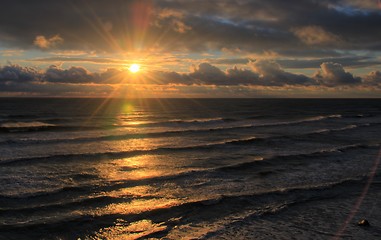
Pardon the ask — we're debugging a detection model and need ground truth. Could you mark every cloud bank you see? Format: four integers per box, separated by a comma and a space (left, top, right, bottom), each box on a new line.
1, 61, 379, 96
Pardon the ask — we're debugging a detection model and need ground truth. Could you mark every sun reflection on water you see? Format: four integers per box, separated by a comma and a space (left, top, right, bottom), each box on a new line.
86, 198, 182, 239
95, 154, 176, 181
97, 198, 182, 216
82, 99, 201, 239
89, 219, 168, 240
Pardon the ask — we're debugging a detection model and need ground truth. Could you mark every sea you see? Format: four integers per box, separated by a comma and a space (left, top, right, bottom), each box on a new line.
0, 98, 380, 240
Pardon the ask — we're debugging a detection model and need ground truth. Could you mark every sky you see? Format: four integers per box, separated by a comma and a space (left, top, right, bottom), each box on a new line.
0, 0, 381, 98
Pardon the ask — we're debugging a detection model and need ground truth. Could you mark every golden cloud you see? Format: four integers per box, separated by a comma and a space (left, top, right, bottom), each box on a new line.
33, 35, 63, 49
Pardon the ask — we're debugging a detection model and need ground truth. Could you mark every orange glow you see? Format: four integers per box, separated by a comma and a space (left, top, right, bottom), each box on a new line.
99, 198, 181, 215
96, 154, 172, 181
92, 219, 168, 239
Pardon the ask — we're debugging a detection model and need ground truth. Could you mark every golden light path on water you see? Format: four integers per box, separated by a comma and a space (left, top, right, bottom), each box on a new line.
77, 97, 255, 239
96, 155, 177, 181
84, 152, 186, 239
79, 131, 235, 239
75, 97, 180, 239
80, 132, 199, 239
89, 219, 168, 240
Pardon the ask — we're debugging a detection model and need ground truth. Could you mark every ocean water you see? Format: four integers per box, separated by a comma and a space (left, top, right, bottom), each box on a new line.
0, 98, 380, 240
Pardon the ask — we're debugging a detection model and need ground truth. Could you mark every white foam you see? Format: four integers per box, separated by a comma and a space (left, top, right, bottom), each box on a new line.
0, 121, 55, 128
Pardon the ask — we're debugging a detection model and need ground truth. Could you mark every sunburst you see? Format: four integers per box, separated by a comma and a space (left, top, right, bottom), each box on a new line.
129, 64, 140, 73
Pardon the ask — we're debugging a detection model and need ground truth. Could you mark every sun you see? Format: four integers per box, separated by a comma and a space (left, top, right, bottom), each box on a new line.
129, 64, 140, 73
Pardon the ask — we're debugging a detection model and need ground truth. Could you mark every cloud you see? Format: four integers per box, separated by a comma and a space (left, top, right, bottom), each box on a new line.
0, 49, 24, 57
249, 60, 316, 86
146, 70, 190, 85
151, 61, 314, 86
156, 8, 192, 33
336, 0, 381, 10
34, 35, 63, 49
156, 0, 381, 52
292, 26, 342, 46
364, 70, 381, 85
181, 63, 259, 86
44, 65, 98, 83
313, 62, 362, 86
31, 57, 123, 64
0, 64, 113, 95
189, 63, 228, 84
0, 64, 39, 82
206, 58, 251, 65
0, 80, 113, 96
277, 56, 381, 69
225, 66, 261, 85
0, 0, 380, 54
1, 61, 379, 96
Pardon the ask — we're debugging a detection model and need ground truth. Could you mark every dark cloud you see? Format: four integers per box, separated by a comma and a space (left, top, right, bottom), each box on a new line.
0, 64, 39, 82
183, 63, 260, 85
1, 0, 381, 54
206, 58, 251, 65
0, 80, 112, 95
249, 60, 316, 86
147, 70, 191, 85
225, 66, 261, 85
0, 65, 112, 94
0, 0, 156, 52
153, 61, 314, 86
189, 63, 228, 84
44, 65, 98, 83
205, 56, 374, 69
277, 56, 381, 69
156, 0, 381, 51
364, 70, 381, 85
313, 62, 362, 86
333, 0, 381, 11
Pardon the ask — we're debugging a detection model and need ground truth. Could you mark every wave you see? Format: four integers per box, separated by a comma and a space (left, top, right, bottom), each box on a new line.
1, 123, 379, 165
0, 175, 373, 233
0, 121, 57, 132
6, 157, 381, 222
0, 114, 40, 120
1, 148, 379, 220
0, 114, 358, 146
215, 143, 378, 172
296, 124, 360, 135
167, 117, 233, 124
221, 114, 342, 129
309, 124, 369, 136
110, 117, 236, 128
1, 143, 378, 203
1, 114, 342, 134
0, 195, 131, 215
0, 185, 89, 201
0, 117, 236, 132
2, 154, 377, 201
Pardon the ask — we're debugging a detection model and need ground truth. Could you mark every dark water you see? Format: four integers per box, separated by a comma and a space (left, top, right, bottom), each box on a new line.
0, 98, 380, 239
